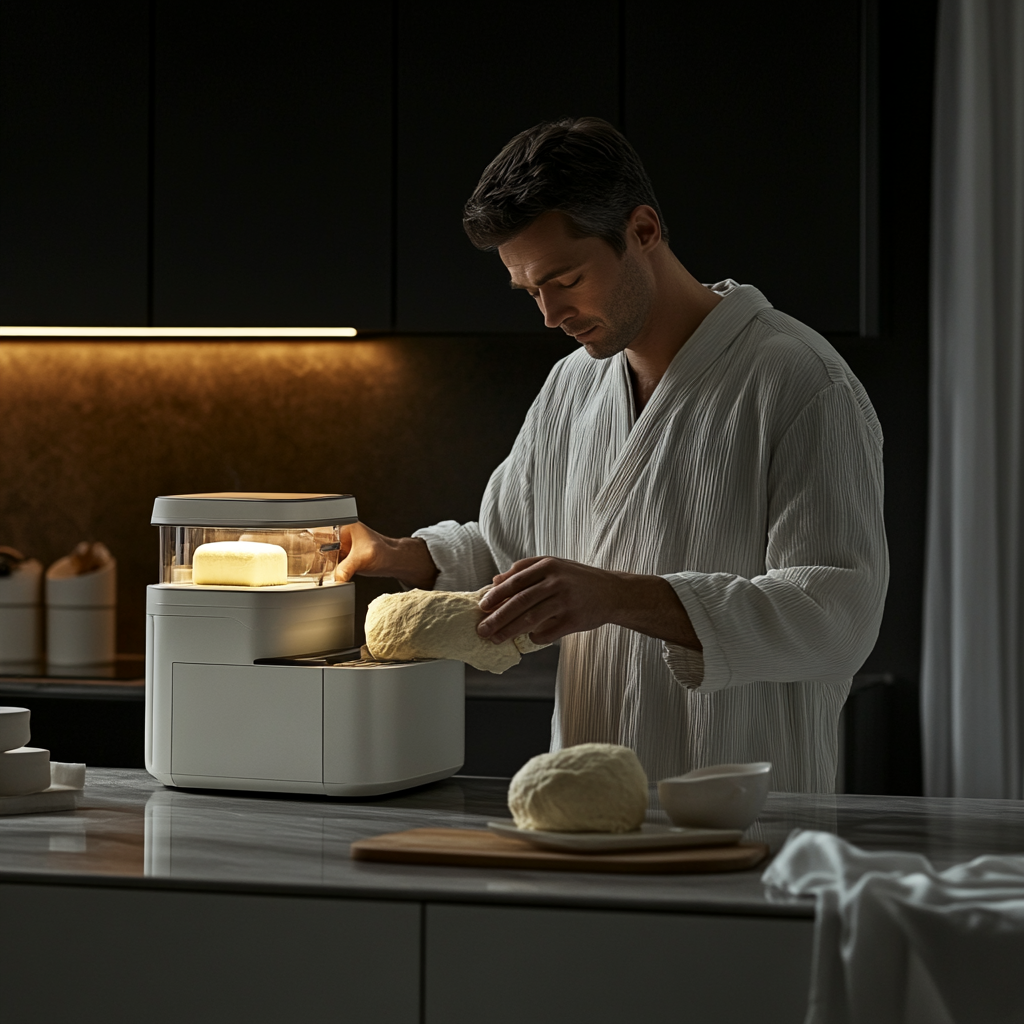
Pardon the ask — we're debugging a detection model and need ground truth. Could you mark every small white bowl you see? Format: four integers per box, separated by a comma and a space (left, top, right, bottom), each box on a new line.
657, 762, 772, 831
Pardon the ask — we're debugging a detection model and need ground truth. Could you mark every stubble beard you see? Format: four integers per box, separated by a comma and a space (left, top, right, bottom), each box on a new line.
568, 252, 653, 360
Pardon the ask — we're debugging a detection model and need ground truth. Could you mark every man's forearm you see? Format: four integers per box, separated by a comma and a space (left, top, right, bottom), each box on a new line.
610, 573, 702, 651
384, 536, 439, 590
478, 556, 702, 650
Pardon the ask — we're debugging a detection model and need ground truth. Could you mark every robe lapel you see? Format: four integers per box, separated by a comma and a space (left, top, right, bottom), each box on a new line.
601, 353, 635, 478
584, 286, 771, 563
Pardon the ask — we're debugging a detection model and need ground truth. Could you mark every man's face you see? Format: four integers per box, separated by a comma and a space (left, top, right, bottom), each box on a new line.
498, 211, 653, 359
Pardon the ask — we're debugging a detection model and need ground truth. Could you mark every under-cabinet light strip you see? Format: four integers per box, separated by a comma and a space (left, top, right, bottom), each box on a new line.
0, 326, 358, 338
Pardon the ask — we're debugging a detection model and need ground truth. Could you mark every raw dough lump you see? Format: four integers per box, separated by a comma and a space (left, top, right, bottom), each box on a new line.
363, 587, 548, 674
508, 743, 649, 833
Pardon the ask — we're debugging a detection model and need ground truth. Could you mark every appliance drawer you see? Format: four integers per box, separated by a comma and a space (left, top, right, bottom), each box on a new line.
170, 663, 322, 782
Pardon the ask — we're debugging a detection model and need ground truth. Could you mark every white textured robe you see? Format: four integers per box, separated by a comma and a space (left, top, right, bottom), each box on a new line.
415, 284, 888, 792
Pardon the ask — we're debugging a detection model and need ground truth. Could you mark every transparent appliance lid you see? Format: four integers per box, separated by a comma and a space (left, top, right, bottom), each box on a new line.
158, 525, 343, 586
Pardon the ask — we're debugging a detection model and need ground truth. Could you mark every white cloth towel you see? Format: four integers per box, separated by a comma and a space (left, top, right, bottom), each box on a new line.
49, 761, 86, 789
762, 829, 1024, 1024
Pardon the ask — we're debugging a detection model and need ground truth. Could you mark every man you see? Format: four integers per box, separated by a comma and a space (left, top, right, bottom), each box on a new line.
338, 117, 888, 792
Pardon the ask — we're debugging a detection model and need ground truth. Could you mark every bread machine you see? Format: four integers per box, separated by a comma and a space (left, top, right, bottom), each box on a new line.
145, 492, 464, 796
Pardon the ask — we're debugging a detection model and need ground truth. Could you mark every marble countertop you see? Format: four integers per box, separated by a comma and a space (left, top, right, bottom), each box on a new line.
3, 769, 1024, 918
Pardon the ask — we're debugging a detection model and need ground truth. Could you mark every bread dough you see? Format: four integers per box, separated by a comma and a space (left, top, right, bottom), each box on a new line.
508, 743, 648, 832
363, 586, 548, 674
192, 541, 288, 587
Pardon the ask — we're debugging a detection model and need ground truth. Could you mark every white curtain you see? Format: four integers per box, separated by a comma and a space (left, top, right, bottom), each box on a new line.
923, 0, 1024, 798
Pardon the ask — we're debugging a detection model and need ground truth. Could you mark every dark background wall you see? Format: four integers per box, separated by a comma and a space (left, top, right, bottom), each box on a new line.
0, 2, 938, 785
849, 5, 936, 687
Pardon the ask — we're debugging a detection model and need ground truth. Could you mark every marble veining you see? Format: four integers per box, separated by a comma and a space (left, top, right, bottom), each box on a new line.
3, 769, 1024, 918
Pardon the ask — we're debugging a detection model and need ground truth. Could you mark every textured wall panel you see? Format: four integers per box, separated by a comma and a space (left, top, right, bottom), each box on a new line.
0, 336, 573, 651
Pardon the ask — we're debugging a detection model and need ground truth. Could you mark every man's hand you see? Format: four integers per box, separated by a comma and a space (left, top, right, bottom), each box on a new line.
476, 556, 702, 650
335, 522, 438, 590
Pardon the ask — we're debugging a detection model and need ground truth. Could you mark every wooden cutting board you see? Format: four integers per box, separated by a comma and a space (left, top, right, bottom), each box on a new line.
350, 828, 769, 874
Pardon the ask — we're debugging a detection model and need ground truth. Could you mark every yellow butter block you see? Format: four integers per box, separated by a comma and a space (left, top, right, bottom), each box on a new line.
192, 541, 288, 587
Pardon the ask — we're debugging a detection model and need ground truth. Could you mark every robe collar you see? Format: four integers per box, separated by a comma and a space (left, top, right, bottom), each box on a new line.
588, 285, 774, 553
617, 283, 775, 428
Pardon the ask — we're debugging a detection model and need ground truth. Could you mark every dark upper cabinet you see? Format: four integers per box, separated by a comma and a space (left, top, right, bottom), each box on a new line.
0, 3, 868, 335
152, 2, 392, 329
394, 1, 620, 333
625, 3, 863, 335
0, 1, 148, 325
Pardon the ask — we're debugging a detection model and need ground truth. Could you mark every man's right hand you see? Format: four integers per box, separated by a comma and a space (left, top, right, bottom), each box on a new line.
335, 522, 439, 590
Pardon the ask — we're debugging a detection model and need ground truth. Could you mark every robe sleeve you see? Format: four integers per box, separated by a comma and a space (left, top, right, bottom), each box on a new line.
660, 382, 888, 692
412, 392, 541, 593
411, 520, 498, 593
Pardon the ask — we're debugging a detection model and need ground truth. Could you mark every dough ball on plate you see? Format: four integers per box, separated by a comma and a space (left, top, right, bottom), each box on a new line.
508, 743, 648, 833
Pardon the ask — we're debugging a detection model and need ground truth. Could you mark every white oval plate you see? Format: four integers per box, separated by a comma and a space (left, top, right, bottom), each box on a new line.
487, 820, 743, 853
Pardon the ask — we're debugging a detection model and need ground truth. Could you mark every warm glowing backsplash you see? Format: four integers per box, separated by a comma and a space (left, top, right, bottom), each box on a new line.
0, 336, 572, 651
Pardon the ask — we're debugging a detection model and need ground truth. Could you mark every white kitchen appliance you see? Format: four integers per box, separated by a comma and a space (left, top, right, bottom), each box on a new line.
145, 492, 464, 796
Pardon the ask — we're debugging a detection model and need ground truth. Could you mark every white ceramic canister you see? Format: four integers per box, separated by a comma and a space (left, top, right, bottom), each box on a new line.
46, 552, 117, 666
0, 558, 43, 665
0, 707, 32, 752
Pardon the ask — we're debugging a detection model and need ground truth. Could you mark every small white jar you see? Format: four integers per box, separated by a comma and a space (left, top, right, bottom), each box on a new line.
46, 551, 117, 666
0, 558, 43, 665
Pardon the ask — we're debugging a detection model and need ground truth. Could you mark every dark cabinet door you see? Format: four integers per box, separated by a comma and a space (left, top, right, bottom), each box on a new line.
395, 1, 620, 333
626, 3, 862, 335
152, 1, 392, 329
0, 1, 149, 325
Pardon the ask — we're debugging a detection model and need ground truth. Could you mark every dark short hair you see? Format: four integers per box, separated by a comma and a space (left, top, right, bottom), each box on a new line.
463, 117, 668, 256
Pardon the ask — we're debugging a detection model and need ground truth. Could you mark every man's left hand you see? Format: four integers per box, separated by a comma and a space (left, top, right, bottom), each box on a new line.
476, 556, 702, 651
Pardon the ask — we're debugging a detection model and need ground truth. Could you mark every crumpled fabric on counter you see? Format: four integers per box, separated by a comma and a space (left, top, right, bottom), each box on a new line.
49, 762, 86, 789
762, 829, 1024, 1024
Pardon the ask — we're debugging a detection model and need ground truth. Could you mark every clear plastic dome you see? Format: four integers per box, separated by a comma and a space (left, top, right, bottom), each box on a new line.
158, 525, 342, 587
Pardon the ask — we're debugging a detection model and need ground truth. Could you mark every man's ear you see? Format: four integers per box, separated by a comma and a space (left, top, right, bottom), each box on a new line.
627, 205, 663, 252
